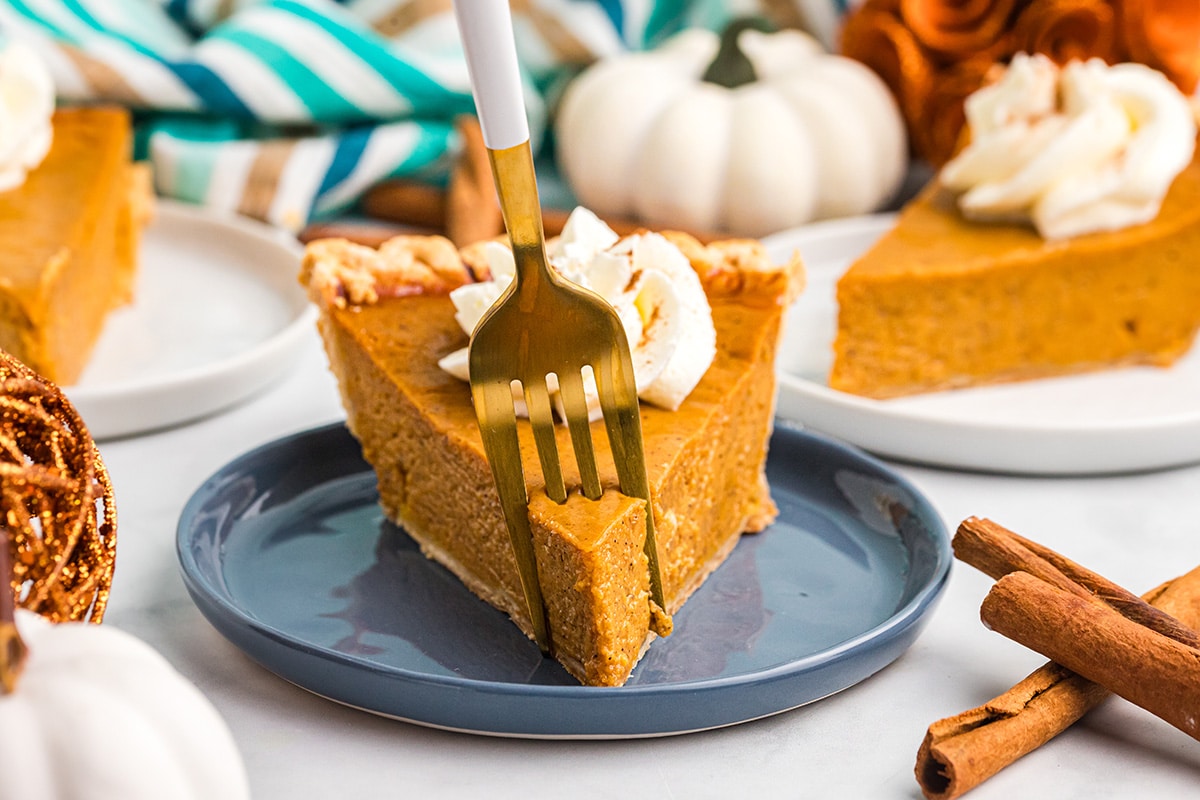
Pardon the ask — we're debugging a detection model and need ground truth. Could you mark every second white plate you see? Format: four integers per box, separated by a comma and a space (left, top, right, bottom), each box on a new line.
66, 201, 316, 439
764, 214, 1200, 475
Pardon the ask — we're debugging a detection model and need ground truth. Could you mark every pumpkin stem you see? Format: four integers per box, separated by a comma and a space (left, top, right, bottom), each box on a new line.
0, 528, 27, 694
701, 17, 776, 89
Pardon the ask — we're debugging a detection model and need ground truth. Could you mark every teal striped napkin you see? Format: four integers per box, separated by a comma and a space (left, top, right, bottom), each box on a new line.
0, 0, 740, 231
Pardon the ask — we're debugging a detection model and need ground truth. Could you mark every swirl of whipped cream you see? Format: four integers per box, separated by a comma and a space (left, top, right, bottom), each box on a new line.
439, 207, 716, 417
940, 53, 1197, 240
0, 41, 55, 193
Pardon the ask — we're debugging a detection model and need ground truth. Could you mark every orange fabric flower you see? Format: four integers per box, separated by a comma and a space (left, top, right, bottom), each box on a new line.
919, 56, 1001, 165
839, 0, 1198, 164
1115, 0, 1200, 92
899, 0, 1018, 57
1012, 0, 1117, 63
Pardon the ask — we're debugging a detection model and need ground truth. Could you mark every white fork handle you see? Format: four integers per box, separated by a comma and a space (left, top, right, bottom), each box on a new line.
452, 0, 530, 151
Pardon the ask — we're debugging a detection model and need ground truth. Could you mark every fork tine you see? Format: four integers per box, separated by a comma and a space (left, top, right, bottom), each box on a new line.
595, 350, 668, 621
525, 377, 566, 503
471, 377, 552, 653
557, 367, 602, 500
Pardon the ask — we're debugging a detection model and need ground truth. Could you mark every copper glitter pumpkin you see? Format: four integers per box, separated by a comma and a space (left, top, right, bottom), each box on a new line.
0, 349, 115, 623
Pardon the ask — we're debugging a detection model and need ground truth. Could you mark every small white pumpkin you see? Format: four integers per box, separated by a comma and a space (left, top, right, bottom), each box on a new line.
0, 610, 250, 800
554, 21, 909, 237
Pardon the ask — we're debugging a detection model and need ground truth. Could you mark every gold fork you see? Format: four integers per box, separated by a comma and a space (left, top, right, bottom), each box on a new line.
452, 0, 667, 654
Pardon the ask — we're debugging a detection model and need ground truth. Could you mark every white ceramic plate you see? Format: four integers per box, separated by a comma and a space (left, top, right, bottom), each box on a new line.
764, 214, 1200, 475
65, 201, 316, 439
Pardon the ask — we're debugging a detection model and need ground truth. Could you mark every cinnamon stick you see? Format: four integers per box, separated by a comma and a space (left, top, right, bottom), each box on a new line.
362, 178, 724, 246
917, 663, 1108, 800
982, 571, 1200, 739
955, 517, 1200, 648
358, 117, 723, 247
917, 520, 1200, 800
445, 115, 503, 249
359, 180, 447, 232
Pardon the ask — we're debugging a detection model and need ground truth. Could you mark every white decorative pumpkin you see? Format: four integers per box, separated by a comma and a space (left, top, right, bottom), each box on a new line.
554, 21, 909, 237
0, 610, 250, 800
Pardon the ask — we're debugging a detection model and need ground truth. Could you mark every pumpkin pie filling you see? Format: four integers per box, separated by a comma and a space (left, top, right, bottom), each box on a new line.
831, 168, 1200, 398
302, 231, 802, 686
0, 107, 149, 386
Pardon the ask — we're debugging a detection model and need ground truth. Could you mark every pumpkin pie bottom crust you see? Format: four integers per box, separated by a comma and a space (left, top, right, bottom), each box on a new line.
831, 156, 1200, 399
301, 232, 803, 686
0, 107, 150, 386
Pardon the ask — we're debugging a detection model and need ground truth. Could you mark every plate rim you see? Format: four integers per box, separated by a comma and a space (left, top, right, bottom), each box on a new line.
176, 420, 952, 736
64, 200, 316, 436
763, 213, 1200, 473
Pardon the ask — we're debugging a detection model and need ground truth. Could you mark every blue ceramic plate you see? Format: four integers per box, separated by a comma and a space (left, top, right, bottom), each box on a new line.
177, 422, 951, 738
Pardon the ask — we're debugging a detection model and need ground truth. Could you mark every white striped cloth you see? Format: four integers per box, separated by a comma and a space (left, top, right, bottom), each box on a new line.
0, 0, 748, 230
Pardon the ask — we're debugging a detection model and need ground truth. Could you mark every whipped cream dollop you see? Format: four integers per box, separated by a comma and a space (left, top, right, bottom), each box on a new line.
0, 40, 54, 193
439, 208, 717, 416
940, 53, 1196, 240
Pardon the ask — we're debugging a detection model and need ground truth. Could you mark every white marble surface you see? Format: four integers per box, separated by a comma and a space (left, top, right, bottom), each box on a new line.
96, 327, 1200, 799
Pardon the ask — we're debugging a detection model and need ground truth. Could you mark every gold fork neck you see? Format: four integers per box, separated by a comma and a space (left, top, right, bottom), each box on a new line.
488, 141, 555, 291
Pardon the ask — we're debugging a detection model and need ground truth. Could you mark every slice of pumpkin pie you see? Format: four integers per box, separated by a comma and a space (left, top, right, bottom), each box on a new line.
831, 55, 1200, 399
0, 106, 149, 386
301, 213, 802, 686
